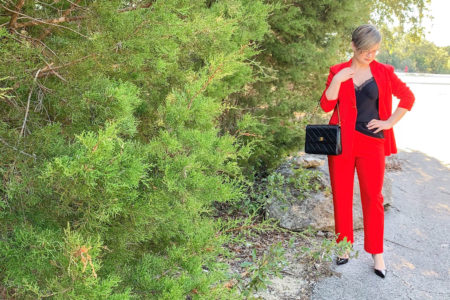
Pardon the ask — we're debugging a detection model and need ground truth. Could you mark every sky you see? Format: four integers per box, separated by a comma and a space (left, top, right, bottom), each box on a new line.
422, 0, 450, 47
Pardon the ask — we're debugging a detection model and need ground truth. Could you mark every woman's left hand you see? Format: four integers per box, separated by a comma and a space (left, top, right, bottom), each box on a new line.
367, 119, 393, 133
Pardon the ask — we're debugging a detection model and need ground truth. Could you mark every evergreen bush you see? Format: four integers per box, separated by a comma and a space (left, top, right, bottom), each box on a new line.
0, 0, 429, 298
0, 1, 271, 298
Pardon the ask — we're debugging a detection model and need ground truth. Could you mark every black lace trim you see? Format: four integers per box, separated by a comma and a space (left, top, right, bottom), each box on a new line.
354, 77, 374, 91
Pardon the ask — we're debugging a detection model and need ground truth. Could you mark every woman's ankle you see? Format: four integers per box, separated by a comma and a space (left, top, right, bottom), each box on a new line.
372, 254, 386, 269
338, 250, 350, 259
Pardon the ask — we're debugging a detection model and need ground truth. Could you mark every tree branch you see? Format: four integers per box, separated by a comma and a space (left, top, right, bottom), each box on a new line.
20, 69, 41, 138
0, 137, 36, 159
12, 29, 59, 57
36, 54, 95, 78
188, 63, 224, 109
66, 0, 85, 10
40, 62, 67, 82
7, 0, 25, 31
16, 15, 86, 29
39, 0, 82, 40
3, 0, 154, 34
0, 5, 88, 38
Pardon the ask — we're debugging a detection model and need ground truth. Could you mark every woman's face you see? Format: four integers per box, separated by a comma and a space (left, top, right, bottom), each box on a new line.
351, 42, 380, 65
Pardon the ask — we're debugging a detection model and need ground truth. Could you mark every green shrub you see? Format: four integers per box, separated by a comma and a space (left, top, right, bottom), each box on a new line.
0, 0, 428, 298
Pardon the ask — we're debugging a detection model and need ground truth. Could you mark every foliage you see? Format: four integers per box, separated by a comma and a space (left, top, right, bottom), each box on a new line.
370, 0, 430, 35
298, 234, 358, 263
0, 224, 130, 299
377, 27, 450, 74
0, 0, 427, 298
240, 241, 288, 295
0, 0, 271, 298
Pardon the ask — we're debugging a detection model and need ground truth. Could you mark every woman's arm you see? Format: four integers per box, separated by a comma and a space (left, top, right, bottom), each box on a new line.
367, 107, 408, 133
324, 76, 343, 101
319, 68, 338, 113
368, 66, 414, 133
320, 67, 355, 112
389, 66, 415, 110
387, 107, 408, 127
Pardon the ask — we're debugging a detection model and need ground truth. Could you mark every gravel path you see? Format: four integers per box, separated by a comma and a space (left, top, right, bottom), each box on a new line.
311, 150, 450, 300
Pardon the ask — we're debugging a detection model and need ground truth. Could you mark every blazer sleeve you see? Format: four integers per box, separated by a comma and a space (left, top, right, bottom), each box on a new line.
319, 67, 338, 113
388, 65, 415, 111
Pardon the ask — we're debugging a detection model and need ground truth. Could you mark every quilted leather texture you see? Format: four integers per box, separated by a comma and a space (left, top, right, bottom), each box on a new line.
305, 125, 342, 155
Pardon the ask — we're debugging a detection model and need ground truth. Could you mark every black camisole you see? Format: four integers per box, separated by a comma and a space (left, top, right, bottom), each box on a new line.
354, 77, 384, 139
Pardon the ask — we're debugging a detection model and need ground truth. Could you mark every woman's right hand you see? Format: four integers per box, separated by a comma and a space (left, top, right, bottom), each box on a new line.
324, 67, 355, 102
333, 67, 355, 84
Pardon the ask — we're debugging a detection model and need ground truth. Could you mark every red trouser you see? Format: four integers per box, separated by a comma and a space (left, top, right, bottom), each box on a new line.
328, 130, 386, 254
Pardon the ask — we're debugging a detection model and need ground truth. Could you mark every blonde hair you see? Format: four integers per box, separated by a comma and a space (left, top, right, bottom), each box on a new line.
351, 24, 381, 50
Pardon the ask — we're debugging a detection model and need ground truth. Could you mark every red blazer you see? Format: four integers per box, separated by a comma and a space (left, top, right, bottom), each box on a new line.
320, 58, 415, 158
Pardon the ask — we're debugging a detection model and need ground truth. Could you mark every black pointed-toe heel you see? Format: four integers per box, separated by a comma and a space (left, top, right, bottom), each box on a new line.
336, 257, 349, 265
374, 268, 387, 278
371, 254, 387, 278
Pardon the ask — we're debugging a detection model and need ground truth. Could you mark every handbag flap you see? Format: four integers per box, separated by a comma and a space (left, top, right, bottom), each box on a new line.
305, 125, 340, 144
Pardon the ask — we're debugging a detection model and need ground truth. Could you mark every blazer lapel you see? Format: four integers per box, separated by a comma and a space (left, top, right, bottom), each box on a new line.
341, 58, 356, 107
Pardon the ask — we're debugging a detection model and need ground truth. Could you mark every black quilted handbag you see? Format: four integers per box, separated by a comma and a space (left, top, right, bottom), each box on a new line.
304, 103, 342, 155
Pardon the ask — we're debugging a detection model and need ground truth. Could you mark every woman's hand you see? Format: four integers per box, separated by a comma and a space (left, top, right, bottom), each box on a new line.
325, 67, 355, 101
367, 119, 393, 133
333, 67, 355, 84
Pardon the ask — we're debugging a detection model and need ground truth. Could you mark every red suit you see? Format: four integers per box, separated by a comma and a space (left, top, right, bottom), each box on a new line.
320, 59, 415, 254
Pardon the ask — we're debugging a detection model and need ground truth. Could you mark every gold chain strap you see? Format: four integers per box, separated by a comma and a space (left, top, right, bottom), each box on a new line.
304, 100, 341, 126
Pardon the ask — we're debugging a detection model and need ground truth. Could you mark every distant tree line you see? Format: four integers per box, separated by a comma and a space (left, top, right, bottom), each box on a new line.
378, 27, 450, 74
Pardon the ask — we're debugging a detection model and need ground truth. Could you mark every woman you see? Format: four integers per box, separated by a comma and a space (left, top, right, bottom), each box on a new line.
319, 24, 415, 278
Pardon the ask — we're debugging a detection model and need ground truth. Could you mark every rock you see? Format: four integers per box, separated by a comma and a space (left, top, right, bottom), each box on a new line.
386, 155, 402, 171
277, 163, 295, 177
266, 154, 394, 232
292, 152, 326, 168
267, 191, 336, 232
